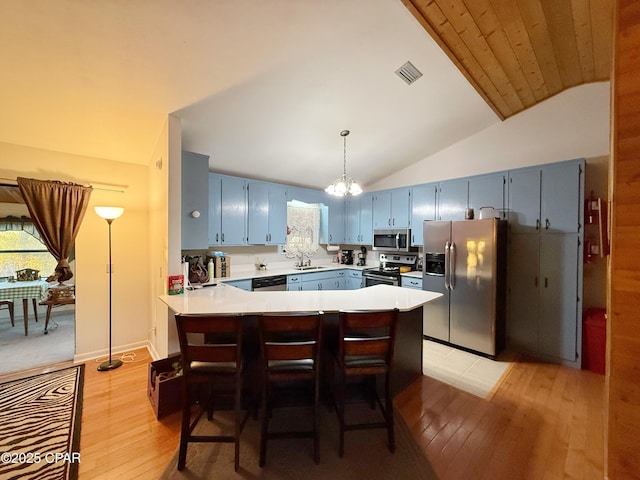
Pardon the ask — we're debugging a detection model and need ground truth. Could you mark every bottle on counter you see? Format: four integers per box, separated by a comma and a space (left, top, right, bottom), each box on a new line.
208, 258, 215, 283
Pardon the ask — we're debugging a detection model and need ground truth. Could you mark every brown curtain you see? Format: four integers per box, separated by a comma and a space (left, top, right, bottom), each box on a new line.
17, 177, 92, 283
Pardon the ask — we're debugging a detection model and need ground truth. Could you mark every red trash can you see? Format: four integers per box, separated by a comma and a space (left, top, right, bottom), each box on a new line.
582, 308, 606, 375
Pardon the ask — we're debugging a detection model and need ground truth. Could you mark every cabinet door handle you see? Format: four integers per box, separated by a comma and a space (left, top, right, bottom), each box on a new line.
392, 218, 395, 226
545, 219, 550, 230
221, 233, 224, 242
216, 233, 219, 242
536, 219, 540, 230
388, 218, 391, 226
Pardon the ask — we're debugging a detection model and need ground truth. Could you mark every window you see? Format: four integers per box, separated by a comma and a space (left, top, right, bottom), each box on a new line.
285, 201, 320, 263
0, 230, 57, 279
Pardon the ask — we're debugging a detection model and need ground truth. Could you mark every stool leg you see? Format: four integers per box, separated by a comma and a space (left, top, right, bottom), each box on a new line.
44, 305, 53, 334
385, 372, 395, 453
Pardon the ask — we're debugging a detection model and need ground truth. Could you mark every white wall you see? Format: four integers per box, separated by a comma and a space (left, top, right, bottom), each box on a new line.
368, 82, 611, 190
0, 141, 151, 361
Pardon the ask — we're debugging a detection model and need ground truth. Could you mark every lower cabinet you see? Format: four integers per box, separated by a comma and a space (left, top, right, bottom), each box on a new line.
507, 232, 582, 365
401, 276, 422, 290
301, 270, 338, 291
345, 270, 362, 290
287, 275, 302, 291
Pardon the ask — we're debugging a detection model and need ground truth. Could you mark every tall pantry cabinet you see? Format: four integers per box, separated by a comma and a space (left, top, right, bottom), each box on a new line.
507, 159, 584, 366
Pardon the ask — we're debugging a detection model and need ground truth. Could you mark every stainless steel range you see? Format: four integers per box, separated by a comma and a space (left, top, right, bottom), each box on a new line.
361, 253, 418, 287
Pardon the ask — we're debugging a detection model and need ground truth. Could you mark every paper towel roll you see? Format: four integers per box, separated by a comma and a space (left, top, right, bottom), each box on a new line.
182, 261, 190, 286
327, 245, 340, 252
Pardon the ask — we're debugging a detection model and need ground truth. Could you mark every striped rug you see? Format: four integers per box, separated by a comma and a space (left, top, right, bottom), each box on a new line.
0, 365, 84, 480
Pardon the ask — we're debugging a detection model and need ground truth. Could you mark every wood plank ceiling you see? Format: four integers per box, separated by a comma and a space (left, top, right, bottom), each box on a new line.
402, 0, 614, 119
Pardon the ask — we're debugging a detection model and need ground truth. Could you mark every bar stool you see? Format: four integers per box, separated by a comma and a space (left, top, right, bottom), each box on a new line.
174, 313, 249, 472
257, 312, 323, 466
331, 308, 399, 457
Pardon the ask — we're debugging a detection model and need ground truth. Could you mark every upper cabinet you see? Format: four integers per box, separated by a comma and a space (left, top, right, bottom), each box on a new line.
468, 172, 506, 219
209, 173, 247, 246
372, 187, 411, 229
247, 182, 288, 245
437, 178, 468, 221
410, 183, 437, 246
345, 193, 373, 245
508, 160, 584, 234
325, 195, 345, 244
182, 152, 210, 250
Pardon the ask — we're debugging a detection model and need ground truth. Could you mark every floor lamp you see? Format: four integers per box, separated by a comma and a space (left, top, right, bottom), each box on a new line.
95, 206, 124, 372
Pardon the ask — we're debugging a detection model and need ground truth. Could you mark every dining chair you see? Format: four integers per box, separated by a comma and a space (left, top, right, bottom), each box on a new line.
331, 308, 399, 457
174, 313, 250, 472
257, 312, 323, 466
0, 300, 15, 326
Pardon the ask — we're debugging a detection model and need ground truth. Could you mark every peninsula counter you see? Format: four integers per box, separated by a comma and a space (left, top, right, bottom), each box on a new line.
160, 284, 442, 395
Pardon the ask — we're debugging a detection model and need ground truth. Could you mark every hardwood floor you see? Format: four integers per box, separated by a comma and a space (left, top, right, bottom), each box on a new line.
4, 347, 603, 479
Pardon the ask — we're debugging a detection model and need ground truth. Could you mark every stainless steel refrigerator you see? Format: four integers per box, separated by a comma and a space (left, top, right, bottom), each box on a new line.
422, 218, 507, 357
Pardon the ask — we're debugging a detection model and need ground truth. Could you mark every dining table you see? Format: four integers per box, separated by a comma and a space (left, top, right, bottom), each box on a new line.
0, 279, 49, 335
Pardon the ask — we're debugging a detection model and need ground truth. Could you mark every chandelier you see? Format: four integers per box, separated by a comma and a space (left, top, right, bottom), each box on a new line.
325, 130, 362, 197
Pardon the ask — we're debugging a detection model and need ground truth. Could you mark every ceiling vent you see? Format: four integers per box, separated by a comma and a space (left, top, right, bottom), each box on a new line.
395, 61, 423, 85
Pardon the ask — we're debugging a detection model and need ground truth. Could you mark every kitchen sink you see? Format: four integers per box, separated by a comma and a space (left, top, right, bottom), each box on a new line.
294, 265, 326, 271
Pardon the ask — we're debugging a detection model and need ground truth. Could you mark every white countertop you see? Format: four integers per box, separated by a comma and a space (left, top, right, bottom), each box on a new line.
159, 283, 441, 315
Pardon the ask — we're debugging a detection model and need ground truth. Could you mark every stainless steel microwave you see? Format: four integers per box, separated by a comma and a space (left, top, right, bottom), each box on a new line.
372, 229, 414, 252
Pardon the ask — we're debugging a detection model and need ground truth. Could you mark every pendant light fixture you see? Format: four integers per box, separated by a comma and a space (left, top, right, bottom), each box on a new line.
325, 130, 362, 197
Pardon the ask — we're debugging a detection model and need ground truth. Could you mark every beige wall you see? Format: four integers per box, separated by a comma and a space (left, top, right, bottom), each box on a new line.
368, 82, 610, 190
0, 141, 151, 360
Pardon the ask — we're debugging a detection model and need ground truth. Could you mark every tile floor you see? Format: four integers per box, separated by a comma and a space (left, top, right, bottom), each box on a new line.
422, 339, 514, 399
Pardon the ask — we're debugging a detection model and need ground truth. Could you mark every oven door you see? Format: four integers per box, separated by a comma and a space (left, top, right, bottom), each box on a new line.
362, 272, 399, 287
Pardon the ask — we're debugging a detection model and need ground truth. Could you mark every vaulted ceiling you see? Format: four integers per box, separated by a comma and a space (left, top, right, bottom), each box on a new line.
0, 1, 614, 192
402, 0, 613, 119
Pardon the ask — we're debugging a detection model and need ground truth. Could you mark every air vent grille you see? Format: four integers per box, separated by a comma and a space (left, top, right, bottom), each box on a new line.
395, 61, 423, 85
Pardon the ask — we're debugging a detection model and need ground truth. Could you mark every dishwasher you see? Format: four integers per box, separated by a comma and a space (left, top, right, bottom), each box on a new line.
251, 275, 287, 291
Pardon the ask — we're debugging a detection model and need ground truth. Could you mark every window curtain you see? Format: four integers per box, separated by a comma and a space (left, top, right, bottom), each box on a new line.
16, 177, 92, 283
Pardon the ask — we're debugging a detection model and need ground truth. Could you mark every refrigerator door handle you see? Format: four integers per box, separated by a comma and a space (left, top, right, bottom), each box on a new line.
449, 242, 456, 289
444, 241, 451, 289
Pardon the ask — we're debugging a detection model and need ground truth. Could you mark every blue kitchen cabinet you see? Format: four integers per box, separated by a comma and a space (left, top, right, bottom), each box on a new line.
437, 178, 468, 221
208, 173, 222, 246
300, 270, 338, 291
506, 159, 584, 366
410, 183, 437, 246
334, 270, 347, 290
508, 160, 583, 234
326, 195, 345, 244
209, 173, 247, 246
539, 234, 581, 362
224, 279, 252, 291
247, 182, 288, 245
541, 162, 583, 233
181, 151, 210, 250
287, 274, 302, 291
507, 167, 541, 233
401, 276, 422, 290
468, 172, 506, 219
344, 269, 362, 290
372, 188, 411, 229
345, 193, 373, 245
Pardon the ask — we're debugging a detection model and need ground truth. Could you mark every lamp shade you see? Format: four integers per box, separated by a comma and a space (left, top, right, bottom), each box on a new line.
94, 206, 124, 220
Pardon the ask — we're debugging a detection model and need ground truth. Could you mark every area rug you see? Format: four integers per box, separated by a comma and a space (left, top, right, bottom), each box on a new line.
0, 365, 84, 480
159, 402, 436, 479
423, 339, 515, 399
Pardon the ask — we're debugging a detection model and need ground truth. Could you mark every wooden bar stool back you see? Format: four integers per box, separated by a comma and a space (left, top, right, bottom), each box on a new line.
174, 313, 248, 472
258, 312, 323, 466
333, 308, 399, 457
